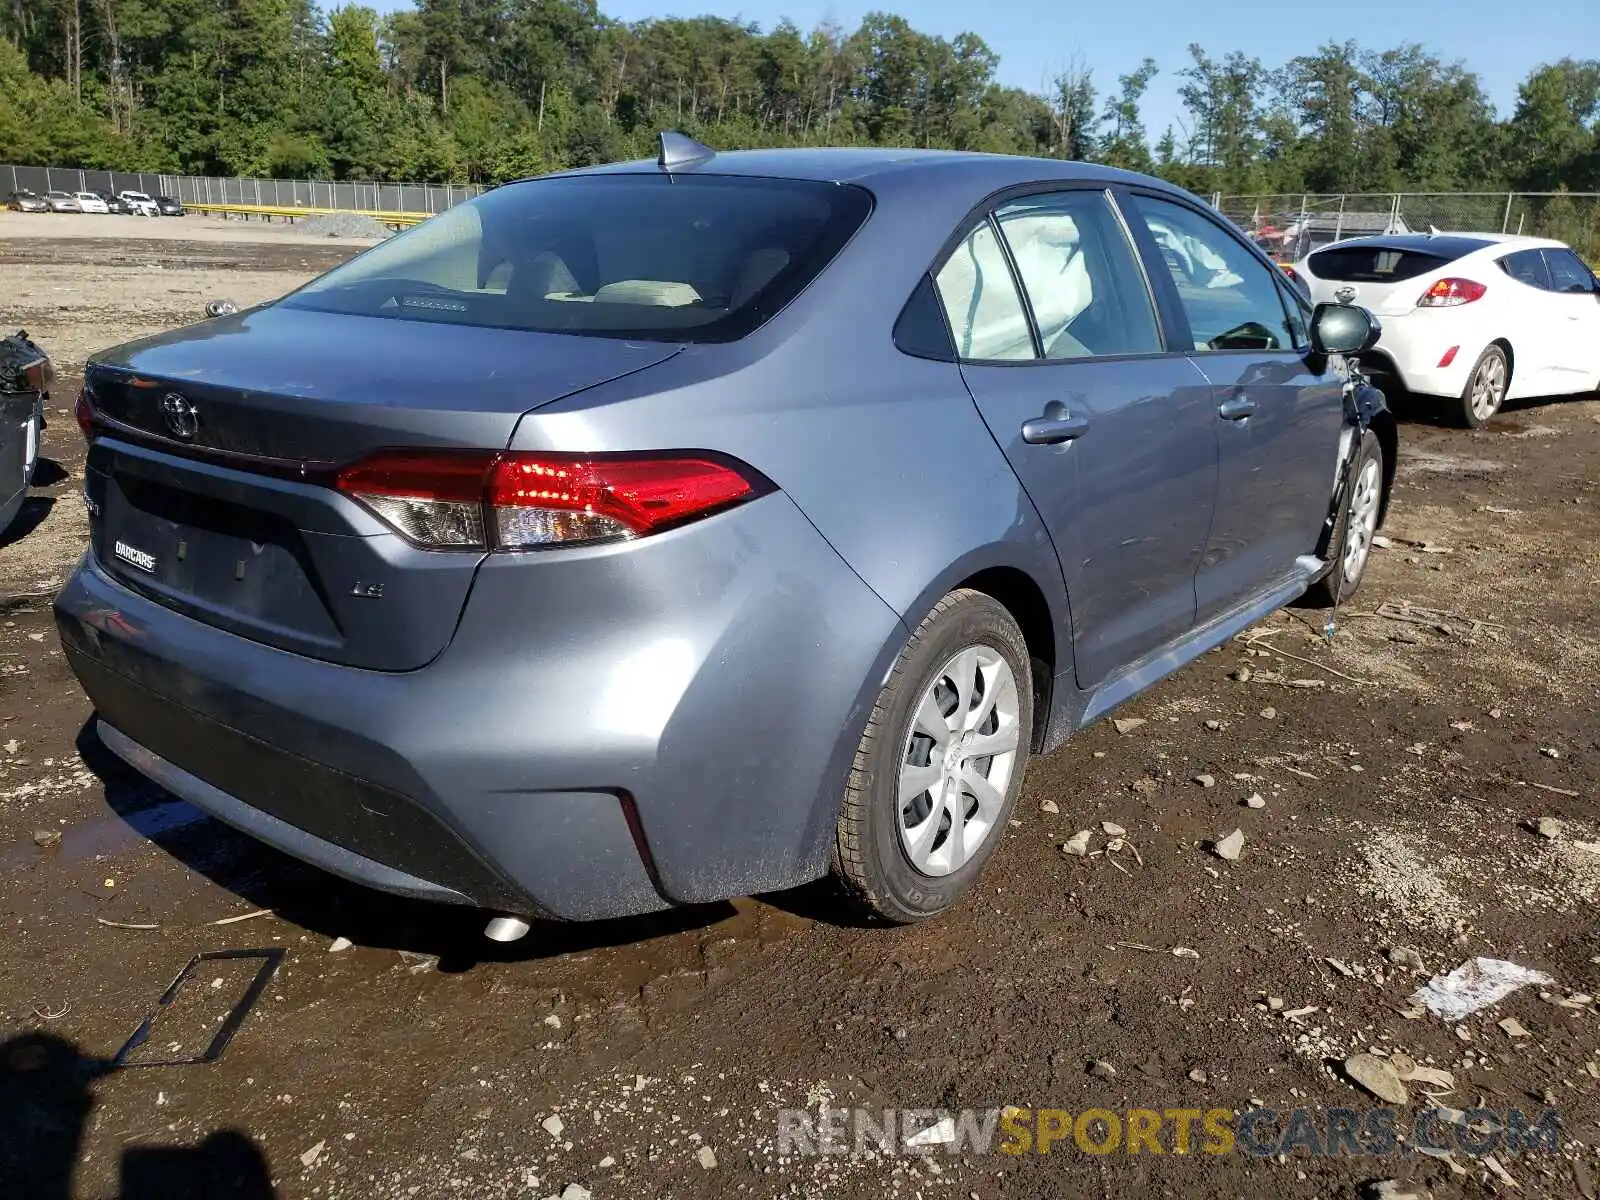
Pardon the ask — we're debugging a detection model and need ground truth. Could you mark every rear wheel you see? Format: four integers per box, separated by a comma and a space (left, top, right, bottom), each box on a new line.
1458, 345, 1508, 428
834, 590, 1033, 924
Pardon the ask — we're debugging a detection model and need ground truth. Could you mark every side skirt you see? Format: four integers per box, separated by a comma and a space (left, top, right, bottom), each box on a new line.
1039, 556, 1323, 752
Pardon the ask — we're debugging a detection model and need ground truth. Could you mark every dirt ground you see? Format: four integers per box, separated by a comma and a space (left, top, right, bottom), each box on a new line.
1, 218, 1598, 1200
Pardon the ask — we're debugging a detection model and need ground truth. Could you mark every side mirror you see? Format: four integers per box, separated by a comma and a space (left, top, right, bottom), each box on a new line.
1309, 302, 1381, 355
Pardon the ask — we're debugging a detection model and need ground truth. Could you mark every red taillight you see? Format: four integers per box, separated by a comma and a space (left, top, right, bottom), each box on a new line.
74, 388, 94, 438
488, 454, 754, 547
334, 449, 494, 548
1437, 345, 1460, 368
1418, 278, 1486, 308
335, 450, 760, 551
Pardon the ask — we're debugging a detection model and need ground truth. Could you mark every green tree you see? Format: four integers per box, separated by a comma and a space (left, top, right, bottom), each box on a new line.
1507, 58, 1600, 190
1099, 57, 1156, 171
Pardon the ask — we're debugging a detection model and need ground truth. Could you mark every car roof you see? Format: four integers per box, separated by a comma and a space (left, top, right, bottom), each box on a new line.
547, 146, 1177, 198
1315, 232, 1566, 256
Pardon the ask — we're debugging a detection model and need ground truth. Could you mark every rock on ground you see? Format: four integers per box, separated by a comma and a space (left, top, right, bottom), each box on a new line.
1343, 1053, 1408, 1104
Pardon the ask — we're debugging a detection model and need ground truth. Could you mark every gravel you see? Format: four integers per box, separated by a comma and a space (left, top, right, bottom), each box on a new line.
1357, 829, 1472, 932
296, 212, 393, 239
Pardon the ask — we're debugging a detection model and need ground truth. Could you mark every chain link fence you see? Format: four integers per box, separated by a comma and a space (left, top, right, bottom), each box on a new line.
3, 165, 482, 214
1213, 192, 1600, 262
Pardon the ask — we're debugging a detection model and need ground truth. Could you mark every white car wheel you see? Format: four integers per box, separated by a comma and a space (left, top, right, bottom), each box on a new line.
1460, 345, 1508, 429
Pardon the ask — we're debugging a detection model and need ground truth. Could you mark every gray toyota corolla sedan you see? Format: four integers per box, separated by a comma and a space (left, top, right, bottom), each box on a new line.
56, 136, 1395, 936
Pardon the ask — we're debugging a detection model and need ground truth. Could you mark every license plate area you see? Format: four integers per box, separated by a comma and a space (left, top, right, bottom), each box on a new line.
97, 471, 342, 644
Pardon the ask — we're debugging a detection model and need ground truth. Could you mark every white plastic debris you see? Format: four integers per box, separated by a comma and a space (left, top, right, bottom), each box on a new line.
1411, 958, 1554, 1022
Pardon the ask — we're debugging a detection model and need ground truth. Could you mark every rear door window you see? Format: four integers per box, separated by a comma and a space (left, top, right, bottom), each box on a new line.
993, 191, 1162, 359
1498, 249, 1552, 289
933, 221, 1035, 361
281, 174, 871, 342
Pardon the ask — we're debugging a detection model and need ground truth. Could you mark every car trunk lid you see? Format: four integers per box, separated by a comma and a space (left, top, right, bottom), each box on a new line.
84, 307, 679, 670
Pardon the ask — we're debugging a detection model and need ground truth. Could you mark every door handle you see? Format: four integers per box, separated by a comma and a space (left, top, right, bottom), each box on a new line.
1218, 395, 1256, 421
1021, 403, 1090, 445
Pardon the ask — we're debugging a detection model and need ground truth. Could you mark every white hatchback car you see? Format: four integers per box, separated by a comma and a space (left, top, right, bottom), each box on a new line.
74, 191, 110, 214
1296, 233, 1600, 426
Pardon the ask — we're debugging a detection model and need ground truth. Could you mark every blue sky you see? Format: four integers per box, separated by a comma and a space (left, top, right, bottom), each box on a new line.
372, 0, 1598, 138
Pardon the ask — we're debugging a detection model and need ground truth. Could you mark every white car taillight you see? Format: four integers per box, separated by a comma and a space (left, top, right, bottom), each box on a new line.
335, 450, 764, 551
1417, 278, 1487, 307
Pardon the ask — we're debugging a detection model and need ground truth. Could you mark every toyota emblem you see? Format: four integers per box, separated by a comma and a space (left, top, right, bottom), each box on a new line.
1334, 285, 1357, 304
160, 393, 199, 440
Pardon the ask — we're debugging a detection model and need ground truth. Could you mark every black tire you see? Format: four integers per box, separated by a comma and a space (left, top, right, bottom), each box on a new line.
1457, 344, 1509, 429
833, 589, 1034, 924
1306, 430, 1385, 607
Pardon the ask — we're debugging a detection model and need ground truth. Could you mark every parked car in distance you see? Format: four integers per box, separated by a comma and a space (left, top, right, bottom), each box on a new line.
155, 195, 186, 216
1296, 233, 1600, 427
57, 137, 1396, 938
74, 191, 110, 214
0, 330, 50, 536
1278, 210, 1411, 261
118, 190, 160, 216
42, 190, 81, 213
98, 192, 134, 215
5, 190, 47, 213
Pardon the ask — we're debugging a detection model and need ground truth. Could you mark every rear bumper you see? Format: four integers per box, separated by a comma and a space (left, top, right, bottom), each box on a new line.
94, 719, 477, 905
1365, 316, 1484, 398
56, 493, 903, 920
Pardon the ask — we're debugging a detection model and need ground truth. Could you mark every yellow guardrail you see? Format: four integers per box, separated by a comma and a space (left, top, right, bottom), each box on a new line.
183, 202, 430, 229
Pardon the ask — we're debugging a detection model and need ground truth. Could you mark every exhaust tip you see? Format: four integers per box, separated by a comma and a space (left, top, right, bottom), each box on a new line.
484, 915, 532, 943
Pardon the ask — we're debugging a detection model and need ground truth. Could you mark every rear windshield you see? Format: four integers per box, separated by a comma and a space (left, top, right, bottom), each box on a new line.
1308, 245, 1461, 283
280, 174, 873, 342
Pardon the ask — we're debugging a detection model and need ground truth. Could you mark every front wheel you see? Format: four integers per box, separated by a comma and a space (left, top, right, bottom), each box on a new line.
1459, 345, 1509, 428
1307, 430, 1385, 607
833, 589, 1034, 924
